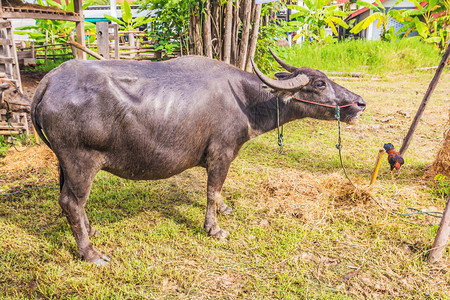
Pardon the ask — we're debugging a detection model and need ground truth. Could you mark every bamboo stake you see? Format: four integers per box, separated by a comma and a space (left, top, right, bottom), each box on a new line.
44, 30, 48, 64
67, 40, 105, 60
428, 194, 450, 263
399, 44, 450, 156
51, 30, 55, 63
370, 149, 385, 185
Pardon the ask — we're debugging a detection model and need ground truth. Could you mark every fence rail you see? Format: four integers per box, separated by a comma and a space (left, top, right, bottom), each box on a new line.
15, 25, 181, 65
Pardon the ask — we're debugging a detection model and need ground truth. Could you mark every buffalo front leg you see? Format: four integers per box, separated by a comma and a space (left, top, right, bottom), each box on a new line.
204, 156, 232, 240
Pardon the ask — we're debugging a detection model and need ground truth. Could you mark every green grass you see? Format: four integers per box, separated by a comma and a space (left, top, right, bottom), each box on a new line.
271, 38, 442, 75
1, 44, 449, 298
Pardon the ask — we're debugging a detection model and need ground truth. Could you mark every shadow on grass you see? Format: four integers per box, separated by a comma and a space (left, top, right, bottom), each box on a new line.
0, 168, 209, 256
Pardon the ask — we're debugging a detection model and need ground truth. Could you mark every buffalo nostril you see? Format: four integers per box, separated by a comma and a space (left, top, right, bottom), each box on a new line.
357, 98, 366, 108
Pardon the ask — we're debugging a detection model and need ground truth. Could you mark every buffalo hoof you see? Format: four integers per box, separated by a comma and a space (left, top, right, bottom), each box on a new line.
91, 257, 110, 266
89, 254, 111, 266
218, 205, 232, 215
89, 228, 101, 237
211, 229, 229, 241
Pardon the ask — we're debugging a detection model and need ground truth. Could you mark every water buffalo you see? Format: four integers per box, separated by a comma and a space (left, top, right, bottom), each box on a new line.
31, 51, 366, 265
0, 79, 30, 113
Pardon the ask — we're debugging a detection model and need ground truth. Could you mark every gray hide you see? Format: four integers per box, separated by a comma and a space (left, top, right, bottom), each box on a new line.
0, 80, 30, 113
31, 55, 366, 265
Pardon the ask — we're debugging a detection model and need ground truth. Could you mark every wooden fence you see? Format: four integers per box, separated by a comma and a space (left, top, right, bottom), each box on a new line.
15, 24, 181, 64
90, 23, 180, 60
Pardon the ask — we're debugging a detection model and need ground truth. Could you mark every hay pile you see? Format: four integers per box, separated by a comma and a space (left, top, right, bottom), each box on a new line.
426, 120, 450, 178
0, 144, 58, 176
259, 170, 375, 222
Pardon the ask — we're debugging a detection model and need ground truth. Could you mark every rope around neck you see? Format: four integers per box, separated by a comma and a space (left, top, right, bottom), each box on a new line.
276, 97, 284, 153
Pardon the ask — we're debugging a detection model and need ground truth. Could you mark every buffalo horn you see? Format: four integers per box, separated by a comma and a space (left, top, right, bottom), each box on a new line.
250, 57, 309, 91
268, 48, 298, 73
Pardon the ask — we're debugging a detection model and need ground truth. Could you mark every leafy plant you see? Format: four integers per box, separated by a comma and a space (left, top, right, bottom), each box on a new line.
14, 0, 95, 43
397, 0, 450, 51
104, 1, 154, 31
350, 0, 405, 41
288, 0, 349, 44
140, 0, 190, 56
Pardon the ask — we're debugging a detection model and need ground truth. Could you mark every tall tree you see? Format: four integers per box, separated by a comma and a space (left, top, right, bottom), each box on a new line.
143, 0, 273, 70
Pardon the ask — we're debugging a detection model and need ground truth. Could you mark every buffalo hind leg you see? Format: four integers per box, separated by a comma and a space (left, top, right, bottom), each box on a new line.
59, 158, 109, 265
204, 154, 232, 240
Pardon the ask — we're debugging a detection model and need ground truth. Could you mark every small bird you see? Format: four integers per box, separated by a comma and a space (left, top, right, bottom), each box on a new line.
383, 143, 404, 179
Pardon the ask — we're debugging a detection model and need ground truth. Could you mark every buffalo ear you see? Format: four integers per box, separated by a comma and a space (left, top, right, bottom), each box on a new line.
0, 83, 10, 89
274, 72, 291, 80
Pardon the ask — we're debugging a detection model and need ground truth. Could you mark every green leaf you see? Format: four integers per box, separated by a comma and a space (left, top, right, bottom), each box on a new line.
287, 4, 309, 13
290, 11, 309, 19
67, 0, 74, 12
388, 10, 404, 22
104, 14, 126, 26
325, 19, 338, 36
376, 17, 383, 29
356, 0, 379, 12
122, 1, 132, 24
414, 17, 429, 38
408, 0, 422, 9
332, 10, 349, 17
374, 0, 385, 10
15, 25, 40, 30
424, 36, 441, 43
46, 0, 63, 9
351, 12, 382, 33
328, 16, 349, 29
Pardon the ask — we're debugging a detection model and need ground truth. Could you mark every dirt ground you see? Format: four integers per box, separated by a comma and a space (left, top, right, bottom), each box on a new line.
20, 71, 47, 99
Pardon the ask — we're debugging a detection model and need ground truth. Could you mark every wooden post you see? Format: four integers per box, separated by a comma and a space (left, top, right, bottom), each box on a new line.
74, 0, 86, 60
399, 44, 450, 156
128, 31, 135, 58
113, 24, 119, 59
44, 30, 48, 64
96, 22, 110, 59
69, 31, 78, 59
428, 194, 450, 263
31, 41, 35, 60
51, 30, 56, 62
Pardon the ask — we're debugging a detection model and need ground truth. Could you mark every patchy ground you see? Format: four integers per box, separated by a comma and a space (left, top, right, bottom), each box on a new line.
0, 70, 449, 298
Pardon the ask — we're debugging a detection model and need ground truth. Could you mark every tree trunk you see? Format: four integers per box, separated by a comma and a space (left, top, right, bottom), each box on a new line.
238, 0, 252, 70
190, 6, 204, 56
428, 194, 450, 263
203, 0, 213, 58
231, 0, 240, 66
223, 0, 233, 64
211, 0, 222, 60
245, 3, 262, 72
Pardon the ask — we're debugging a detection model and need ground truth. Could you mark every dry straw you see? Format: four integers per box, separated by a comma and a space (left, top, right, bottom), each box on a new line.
426, 114, 450, 178
259, 169, 375, 222
0, 144, 58, 176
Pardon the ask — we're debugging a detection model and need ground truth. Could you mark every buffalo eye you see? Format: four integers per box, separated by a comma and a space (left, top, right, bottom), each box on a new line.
314, 80, 326, 89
